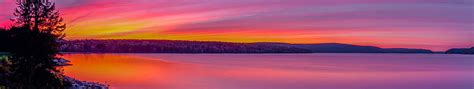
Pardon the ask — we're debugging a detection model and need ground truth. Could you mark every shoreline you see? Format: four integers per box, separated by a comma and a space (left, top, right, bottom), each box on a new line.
59, 52, 460, 55
54, 58, 109, 89
63, 76, 108, 89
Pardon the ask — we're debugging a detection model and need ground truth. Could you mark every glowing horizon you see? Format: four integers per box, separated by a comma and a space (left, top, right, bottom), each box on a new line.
1, 0, 473, 51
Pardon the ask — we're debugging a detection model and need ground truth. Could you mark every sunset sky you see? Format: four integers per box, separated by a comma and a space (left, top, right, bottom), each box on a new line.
0, 0, 473, 51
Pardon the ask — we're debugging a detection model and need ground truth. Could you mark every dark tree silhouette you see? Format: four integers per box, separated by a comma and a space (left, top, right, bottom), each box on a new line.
0, 28, 8, 52
12, 0, 66, 37
7, 26, 68, 88
0, 26, 10, 86
0, 0, 69, 88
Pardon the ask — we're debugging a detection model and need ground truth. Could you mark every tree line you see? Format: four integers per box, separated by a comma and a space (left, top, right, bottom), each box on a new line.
61, 40, 312, 53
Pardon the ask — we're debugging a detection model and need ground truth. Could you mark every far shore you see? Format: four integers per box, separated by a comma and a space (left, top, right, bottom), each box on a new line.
59, 52, 452, 54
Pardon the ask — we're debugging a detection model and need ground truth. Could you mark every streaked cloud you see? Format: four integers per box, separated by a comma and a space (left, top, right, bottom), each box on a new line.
0, 0, 473, 51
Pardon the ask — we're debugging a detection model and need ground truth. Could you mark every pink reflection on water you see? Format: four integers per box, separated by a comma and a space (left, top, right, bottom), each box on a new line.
62, 54, 187, 88
63, 54, 474, 89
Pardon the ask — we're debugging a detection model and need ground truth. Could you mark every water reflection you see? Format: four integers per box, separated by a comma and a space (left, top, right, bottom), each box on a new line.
63, 54, 474, 89
63, 54, 184, 88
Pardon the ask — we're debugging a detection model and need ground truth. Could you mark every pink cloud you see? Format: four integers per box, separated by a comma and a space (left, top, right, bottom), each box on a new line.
0, 0, 473, 51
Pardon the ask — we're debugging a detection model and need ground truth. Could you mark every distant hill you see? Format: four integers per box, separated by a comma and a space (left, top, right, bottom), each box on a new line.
256, 43, 433, 53
446, 47, 474, 54
60, 40, 433, 53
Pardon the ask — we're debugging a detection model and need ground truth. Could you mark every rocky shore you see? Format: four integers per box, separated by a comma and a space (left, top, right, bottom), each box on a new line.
64, 76, 109, 89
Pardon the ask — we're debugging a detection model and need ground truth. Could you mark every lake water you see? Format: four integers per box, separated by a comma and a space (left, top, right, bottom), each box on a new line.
62, 54, 474, 89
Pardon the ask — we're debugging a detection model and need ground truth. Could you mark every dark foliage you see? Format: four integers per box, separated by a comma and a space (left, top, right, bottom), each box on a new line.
61, 40, 433, 53
4, 26, 69, 88
0, 55, 10, 87
0, 0, 69, 88
12, 0, 66, 37
0, 28, 8, 52
61, 40, 312, 53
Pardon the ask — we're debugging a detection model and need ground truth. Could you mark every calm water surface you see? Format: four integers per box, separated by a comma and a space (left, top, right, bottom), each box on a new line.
62, 54, 474, 89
